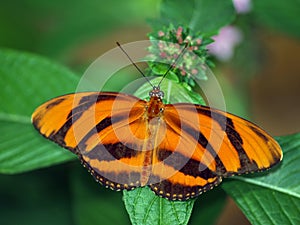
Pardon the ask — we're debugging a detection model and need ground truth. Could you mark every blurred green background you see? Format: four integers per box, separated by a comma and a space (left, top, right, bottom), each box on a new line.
0, 0, 300, 224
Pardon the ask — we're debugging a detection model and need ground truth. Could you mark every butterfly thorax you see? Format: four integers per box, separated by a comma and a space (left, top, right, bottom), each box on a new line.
146, 96, 164, 120
147, 86, 165, 120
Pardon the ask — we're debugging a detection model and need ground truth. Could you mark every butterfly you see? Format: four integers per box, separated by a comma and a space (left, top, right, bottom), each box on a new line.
31, 43, 282, 201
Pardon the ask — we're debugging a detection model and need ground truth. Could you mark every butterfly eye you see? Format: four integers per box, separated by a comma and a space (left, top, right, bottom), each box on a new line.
158, 91, 164, 99
159, 107, 164, 113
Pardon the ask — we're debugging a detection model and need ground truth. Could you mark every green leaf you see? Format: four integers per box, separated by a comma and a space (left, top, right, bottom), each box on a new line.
133, 77, 206, 105
159, 0, 236, 33
148, 63, 179, 83
123, 182, 227, 225
222, 133, 300, 224
253, 0, 300, 38
0, 48, 79, 174
123, 187, 195, 225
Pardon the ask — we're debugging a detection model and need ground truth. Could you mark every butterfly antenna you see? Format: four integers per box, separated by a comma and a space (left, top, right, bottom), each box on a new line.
157, 42, 188, 87
116, 42, 154, 88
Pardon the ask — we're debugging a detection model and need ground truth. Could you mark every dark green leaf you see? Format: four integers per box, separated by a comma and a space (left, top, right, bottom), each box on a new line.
253, 0, 300, 38
0, 49, 78, 174
159, 0, 195, 28
123, 187, 195, 225
123, 182, 227, 225
159, 0, 236, 33
0, 121, 75, 174
222, 133, 300, 224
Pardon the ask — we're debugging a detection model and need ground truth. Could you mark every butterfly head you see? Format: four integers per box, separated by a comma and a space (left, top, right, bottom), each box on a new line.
149, 86, 164, 100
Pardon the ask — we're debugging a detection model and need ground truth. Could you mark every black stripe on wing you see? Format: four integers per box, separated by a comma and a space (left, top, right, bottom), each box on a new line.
196, 105, 260, 174
149, 176, 222, 201
168, 104, 260, 175
157, 149, 216, 179
80, 156, 141, 191
50, 92, 143, 152
52, 93, 118, 145
164, 110, 227, 174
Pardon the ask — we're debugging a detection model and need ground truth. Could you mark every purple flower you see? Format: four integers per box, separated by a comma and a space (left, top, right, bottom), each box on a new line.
208, 26, 242, 61
233, 0, 252, 14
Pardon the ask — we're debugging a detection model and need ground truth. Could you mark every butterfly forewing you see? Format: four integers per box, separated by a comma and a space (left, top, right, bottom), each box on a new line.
33, 92, 151, 190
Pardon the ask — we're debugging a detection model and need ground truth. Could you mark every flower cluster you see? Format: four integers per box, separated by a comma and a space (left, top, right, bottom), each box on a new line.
147, 25, 213, 86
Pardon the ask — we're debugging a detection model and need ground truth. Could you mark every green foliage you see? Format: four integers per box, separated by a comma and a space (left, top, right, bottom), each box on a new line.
157, 0, 236, 34
0, 0, 159, 58
124, 187, 195, 225
0, 49, 77, 173
253, 0, 300, 38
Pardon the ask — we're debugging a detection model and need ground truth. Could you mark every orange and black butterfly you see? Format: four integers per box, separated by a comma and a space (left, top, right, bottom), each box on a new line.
32, 44, 282, 201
